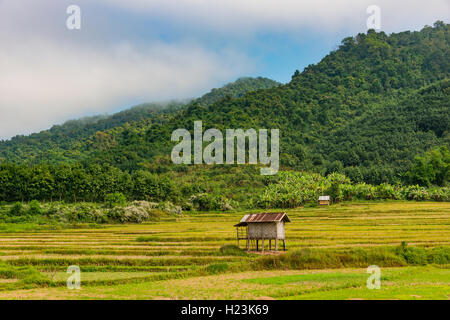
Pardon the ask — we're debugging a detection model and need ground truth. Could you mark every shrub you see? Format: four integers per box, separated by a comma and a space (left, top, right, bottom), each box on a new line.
206, 263, 229, 274
45, 205, 59, 217
427, 247, 450, 264
28, 200, 42, 215
395, 243, 428, 265
182, 202, 193, 211
0, 262, 50, 286
428, 187, 450, 201
107, 201, 165, 223
57, 203, 107, 224
9, 202, 24, 216
375, 183, 400, 200
326, 172, 351, 202
340, 184, 355, 201
351, 183, 376, 200
105, 193, 127, 208
403, 185, 430, 201
219, 245, 247, 256
158, 201, 183, 215
190, 194, 231, 211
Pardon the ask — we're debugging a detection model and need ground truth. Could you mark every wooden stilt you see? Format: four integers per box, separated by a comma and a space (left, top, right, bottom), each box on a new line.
262, 238, 265, 253
283, 239, 286, 251
246, 238, 249, 251
269, 239, 271, 251
275, 238, 278, 251
256, 240, 259, 251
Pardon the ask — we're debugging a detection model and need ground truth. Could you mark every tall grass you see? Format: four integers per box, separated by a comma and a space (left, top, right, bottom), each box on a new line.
253, 246, 450, 270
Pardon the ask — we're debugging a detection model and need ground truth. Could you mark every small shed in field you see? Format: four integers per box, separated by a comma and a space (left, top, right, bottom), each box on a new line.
234, 212, 291, 252
318, 195, 330, 206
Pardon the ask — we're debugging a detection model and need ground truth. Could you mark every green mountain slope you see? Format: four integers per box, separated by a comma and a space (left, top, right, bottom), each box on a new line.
0, 77, 280, 164
73, 23, 449, 183
194, 77, 281, 106
0, 23, 449, 185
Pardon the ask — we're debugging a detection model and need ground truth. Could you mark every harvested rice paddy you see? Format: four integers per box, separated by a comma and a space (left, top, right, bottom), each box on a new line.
0, 201, 449, 299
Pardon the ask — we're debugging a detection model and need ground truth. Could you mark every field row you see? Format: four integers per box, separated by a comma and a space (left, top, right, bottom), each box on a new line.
0, 266, 448, 299
0, 201, 448, 297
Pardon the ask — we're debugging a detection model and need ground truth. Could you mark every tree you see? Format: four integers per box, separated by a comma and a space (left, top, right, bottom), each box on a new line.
407, 146, 449, 186
105, 193, 127, 208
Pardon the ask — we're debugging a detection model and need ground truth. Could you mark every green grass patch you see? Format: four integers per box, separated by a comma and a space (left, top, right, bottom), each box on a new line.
0, 262, 52, 291
206, 263, 229, 274
253, 246, 450, 270
244, 272, 368, 285
219, 245, 248, 256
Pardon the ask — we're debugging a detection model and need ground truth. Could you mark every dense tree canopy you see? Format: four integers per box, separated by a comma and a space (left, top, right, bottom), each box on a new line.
407, 146, 449, 187
0, 23, 449, 191
0, 77, 279, 164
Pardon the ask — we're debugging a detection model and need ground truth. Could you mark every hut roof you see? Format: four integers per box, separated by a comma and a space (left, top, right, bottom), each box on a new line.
234, 212, 291, 227
318, 195, 330, 201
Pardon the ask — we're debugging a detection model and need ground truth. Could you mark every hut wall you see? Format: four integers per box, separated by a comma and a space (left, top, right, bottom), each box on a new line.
276, 221, 285, 239
248, 222, 284, 239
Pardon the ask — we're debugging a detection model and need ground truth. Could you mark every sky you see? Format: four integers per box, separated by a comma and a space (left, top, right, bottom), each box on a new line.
0, 0, 448, 140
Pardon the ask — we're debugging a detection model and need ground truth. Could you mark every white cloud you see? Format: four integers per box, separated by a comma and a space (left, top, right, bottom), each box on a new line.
0, 0, 448, 139
99, 0, 449, 34
0, 39, 253, 139
0, 0, 255, 139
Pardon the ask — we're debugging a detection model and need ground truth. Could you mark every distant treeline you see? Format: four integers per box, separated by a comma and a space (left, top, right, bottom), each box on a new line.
0, 146, 448, 206
0, 163, 180, 203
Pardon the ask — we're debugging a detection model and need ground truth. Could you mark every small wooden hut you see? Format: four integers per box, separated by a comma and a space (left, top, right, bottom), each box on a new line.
318, 195, 330, 206
234, 212, 291, 252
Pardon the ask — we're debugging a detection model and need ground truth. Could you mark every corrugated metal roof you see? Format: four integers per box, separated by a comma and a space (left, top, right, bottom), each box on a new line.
318, 196, 330, 201
234, 212, 291, 226
240, 214, 250, 223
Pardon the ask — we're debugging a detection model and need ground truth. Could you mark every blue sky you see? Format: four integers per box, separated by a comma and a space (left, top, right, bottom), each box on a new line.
0, 0, 448, 139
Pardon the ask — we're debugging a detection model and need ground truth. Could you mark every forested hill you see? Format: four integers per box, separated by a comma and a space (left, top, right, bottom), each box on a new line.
0, 77, 280, 164
194, 77, 281, 106
0, 22, 449, 185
